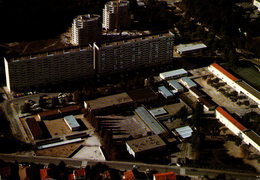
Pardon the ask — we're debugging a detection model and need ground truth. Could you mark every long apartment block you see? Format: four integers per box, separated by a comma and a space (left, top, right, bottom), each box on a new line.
94, 32, 174, 74
5, 46, 94, 91
5, 32, 174, 92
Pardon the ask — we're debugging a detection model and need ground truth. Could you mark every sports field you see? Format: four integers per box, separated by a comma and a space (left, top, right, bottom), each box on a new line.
232, 66, 260, 91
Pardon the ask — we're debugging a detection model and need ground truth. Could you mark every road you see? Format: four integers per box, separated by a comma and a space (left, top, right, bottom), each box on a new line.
0, 154, 258, 179
1, 100, 29, 143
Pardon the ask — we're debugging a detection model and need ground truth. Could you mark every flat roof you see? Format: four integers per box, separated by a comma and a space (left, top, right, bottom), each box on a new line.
8, 45, 93, 62
127, 88, 157, 102
126, 135, 166, 153
100, 32, 174, 48
176, 42, 207, 53
175, 126, 193, 139
236, 81, 260, 100
25, 118, 42, 139
167, 80, 184, 91
216, 107, 247, 131
210, 63, 238, 81
158, 86, 174, 98
244, 130, 260, 147
149, 107, 168, 117
189, 87, 206, 97
135, 106, 167, 135
159, 68, 187, 79
38, 110, 60, 119
181, 77, 197, 87
64, 115, 80, 129
198, 97, 216, 108
85, 92, 133, 110
59, 105, 82, 114
72, 145, 106, 161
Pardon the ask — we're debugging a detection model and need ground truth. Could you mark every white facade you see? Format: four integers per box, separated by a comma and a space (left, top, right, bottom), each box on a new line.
175, 42, 207, 55
72, 14, 101, 46
208, 63, 260, 107
208, 63, 238, 90
102, 0, 130, 30
243, 130, 260, 152
215, 107, 247, 137
159, 68, 187, 80
254, 0, 260, 11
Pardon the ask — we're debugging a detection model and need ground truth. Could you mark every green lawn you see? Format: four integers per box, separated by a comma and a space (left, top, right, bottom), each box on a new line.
232, 66, 260, 91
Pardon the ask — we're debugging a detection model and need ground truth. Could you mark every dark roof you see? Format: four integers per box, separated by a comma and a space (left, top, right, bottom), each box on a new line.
59, 105, 82, 114
37, 109, 60, 120
127, 88, 158, 102
198, 97, 217, 109
25, 118, 43, 139
189, 87, 206, 97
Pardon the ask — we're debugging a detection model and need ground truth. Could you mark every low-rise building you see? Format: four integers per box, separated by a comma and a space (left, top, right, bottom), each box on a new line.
158, 86, 174, 99
180, 77, 197, 89
236, 81, 260, 108
37, 110, 61, 120
159, 68, 188, 80
208, 63, 260, 107
167, 80, 184, 92
25, 118, 43, 140
134, 106, 168, 135
126, 135, 166, 158
175, 42, 207, 56
243, 130, 260, 152
127, 88, 158, 103
198, 97, 217, 111
63, 115, 80, 131
153, 172, 176, 180
175, 126, 193, 139
59, 105, 82, 116
84, 92, 134, 114
215, 107, 247, 137
189, 87, 206, 98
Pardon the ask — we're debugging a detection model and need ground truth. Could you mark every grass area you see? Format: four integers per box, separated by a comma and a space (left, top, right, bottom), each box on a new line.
232, 66, 260, 91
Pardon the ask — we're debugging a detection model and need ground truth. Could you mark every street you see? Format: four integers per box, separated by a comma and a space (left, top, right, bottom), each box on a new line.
0, 154, 258, 179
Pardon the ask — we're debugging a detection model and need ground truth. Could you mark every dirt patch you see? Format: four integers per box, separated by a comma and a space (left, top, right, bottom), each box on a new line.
44, 118, 71, 137
36, 142, 83, 158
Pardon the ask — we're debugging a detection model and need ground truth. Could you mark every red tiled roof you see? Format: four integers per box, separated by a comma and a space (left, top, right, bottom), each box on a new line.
74, 168, 85, 177
216, 107, 247, 131
123, 170, 136, 180
68, 174, 75, 180
40, 169, 48, 180
153, 172, 176, 180
211, 63, 238, 81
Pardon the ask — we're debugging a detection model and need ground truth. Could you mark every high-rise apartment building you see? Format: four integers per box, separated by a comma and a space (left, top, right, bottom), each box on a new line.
5, 32, 175, 92
93, 32, 174, 74
102, 0, 131, 30
5, 46, 94, 91
72, 14, 101, 46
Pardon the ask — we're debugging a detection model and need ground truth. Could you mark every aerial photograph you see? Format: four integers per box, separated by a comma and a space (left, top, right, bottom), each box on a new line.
0, 0, 260, 179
